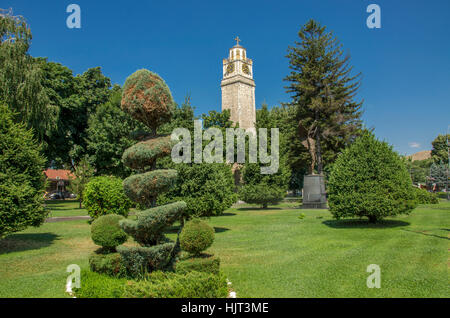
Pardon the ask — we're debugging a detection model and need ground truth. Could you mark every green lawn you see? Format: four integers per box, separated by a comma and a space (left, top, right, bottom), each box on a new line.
0, 200, 448, 298
44, 200, 88, 217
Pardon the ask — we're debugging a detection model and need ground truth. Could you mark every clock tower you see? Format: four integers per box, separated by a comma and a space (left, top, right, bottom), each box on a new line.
221, 37, 256, 131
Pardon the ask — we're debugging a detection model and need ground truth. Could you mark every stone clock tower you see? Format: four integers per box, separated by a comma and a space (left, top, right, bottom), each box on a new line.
221, 37, 256, 131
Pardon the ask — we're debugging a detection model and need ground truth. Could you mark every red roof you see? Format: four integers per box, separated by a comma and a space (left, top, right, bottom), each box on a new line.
44, 169, 75, 181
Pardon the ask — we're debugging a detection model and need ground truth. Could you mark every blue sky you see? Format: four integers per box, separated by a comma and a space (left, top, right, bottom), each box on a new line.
3, 0, 450, 155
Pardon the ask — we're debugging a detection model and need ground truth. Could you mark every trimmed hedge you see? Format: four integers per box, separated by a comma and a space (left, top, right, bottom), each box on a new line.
91, 214, 128, 250
413, 187, 439, 204
74, 270, 126, 298
89, 252, 126, 277
175, 255, 220, 275
123, 271, 228, 298
180, 219, 215, 256
83, 176, 132, 219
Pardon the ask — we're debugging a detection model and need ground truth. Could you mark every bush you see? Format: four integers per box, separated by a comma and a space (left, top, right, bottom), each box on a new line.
239, 161, 290, 209
89, 252, 126, 277
0, 103, 47, 238
158, 163, 237, 218
328, 132, 417, 223
91, 214, 128, 250
413, 187, 439, 204
180, 219, 215, 256
123, 271, 228, 298
437, 192, 449, 199
176, 255, 220, 275
73, 270, 126, 298
83, 176, 132, 219
239, 184, 286, 208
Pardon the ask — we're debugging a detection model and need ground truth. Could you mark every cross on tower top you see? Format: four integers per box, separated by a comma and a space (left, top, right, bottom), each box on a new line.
234, 36, 241, 46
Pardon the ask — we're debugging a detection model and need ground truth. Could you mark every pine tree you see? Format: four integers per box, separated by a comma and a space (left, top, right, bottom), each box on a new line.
284, 19, 363, 175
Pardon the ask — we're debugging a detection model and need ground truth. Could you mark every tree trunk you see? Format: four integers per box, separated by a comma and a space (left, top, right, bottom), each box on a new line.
79, 199, 82, 209
262, 203, 268, 209
368, 215, 377, 223
316, 131, 323, 175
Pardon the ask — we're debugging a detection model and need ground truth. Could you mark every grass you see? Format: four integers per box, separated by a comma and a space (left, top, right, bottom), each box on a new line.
206, 201, 449, 297
0, 200, 448, 298
44, 200, 88, 217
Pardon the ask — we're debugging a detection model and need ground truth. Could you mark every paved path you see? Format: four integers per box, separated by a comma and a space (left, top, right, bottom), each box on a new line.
45, 216, 91, 223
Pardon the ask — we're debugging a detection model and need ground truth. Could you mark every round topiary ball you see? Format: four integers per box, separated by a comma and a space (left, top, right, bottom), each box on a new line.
180, 219, 215, 256
121, 69, 175, 131
91, 214, 128, 251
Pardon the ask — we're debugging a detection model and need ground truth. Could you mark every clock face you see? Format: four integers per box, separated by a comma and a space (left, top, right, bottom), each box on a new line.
242, 63, 250, 75
226, 63, 235, 75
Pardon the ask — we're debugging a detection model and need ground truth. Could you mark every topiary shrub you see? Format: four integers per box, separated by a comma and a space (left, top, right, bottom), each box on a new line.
91, 214, 128, 251
117, 69, 186, 278
180, 219, 214, 256
0, 103, 47, 238
175, 255, 220, 275
328, 132, 417, 223
413, 187, 439, 204
89, 252, 126, 277
83, 176, 132, 219
123, 271, 228, 298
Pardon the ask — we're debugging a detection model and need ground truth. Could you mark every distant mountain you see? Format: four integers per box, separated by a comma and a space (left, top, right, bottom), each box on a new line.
407, 150, 431, 162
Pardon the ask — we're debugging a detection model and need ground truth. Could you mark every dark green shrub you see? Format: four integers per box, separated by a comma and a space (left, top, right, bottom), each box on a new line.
413, 187, 439, 204
176, 255, 220, 275
158, 163, 237, 218
89, 252, 126, 277
328, 132, 417, 223
91, 214, 128, 250
123, 271, 228, 298
239, 161, 290, 209
83, 176, 132, 219
239, 184, 286, 208
73, 270, 126, 298
117, 243, 176, 278
180, 219, 214, 256
437, 192, 448, 199
0, 103, 47, 238
118, 69, 186, 278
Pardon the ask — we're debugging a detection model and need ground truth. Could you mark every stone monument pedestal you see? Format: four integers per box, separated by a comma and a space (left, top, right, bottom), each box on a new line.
301, 174, 327, 209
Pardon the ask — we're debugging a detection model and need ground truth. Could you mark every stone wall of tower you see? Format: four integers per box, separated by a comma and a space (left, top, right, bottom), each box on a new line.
221, 45, 256, 131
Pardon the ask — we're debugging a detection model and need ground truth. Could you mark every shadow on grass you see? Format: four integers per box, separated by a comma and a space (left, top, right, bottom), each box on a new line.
236, 207, 283, 211
401, 229, 450, 241
214, 227, 229, 233
0, 233, 60, 254
221, 212, 237, 216
165, 225, 230, 234
322, 219, 410, 229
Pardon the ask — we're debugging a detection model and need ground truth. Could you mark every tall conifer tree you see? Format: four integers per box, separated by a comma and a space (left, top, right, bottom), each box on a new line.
284, 19, 363, 174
